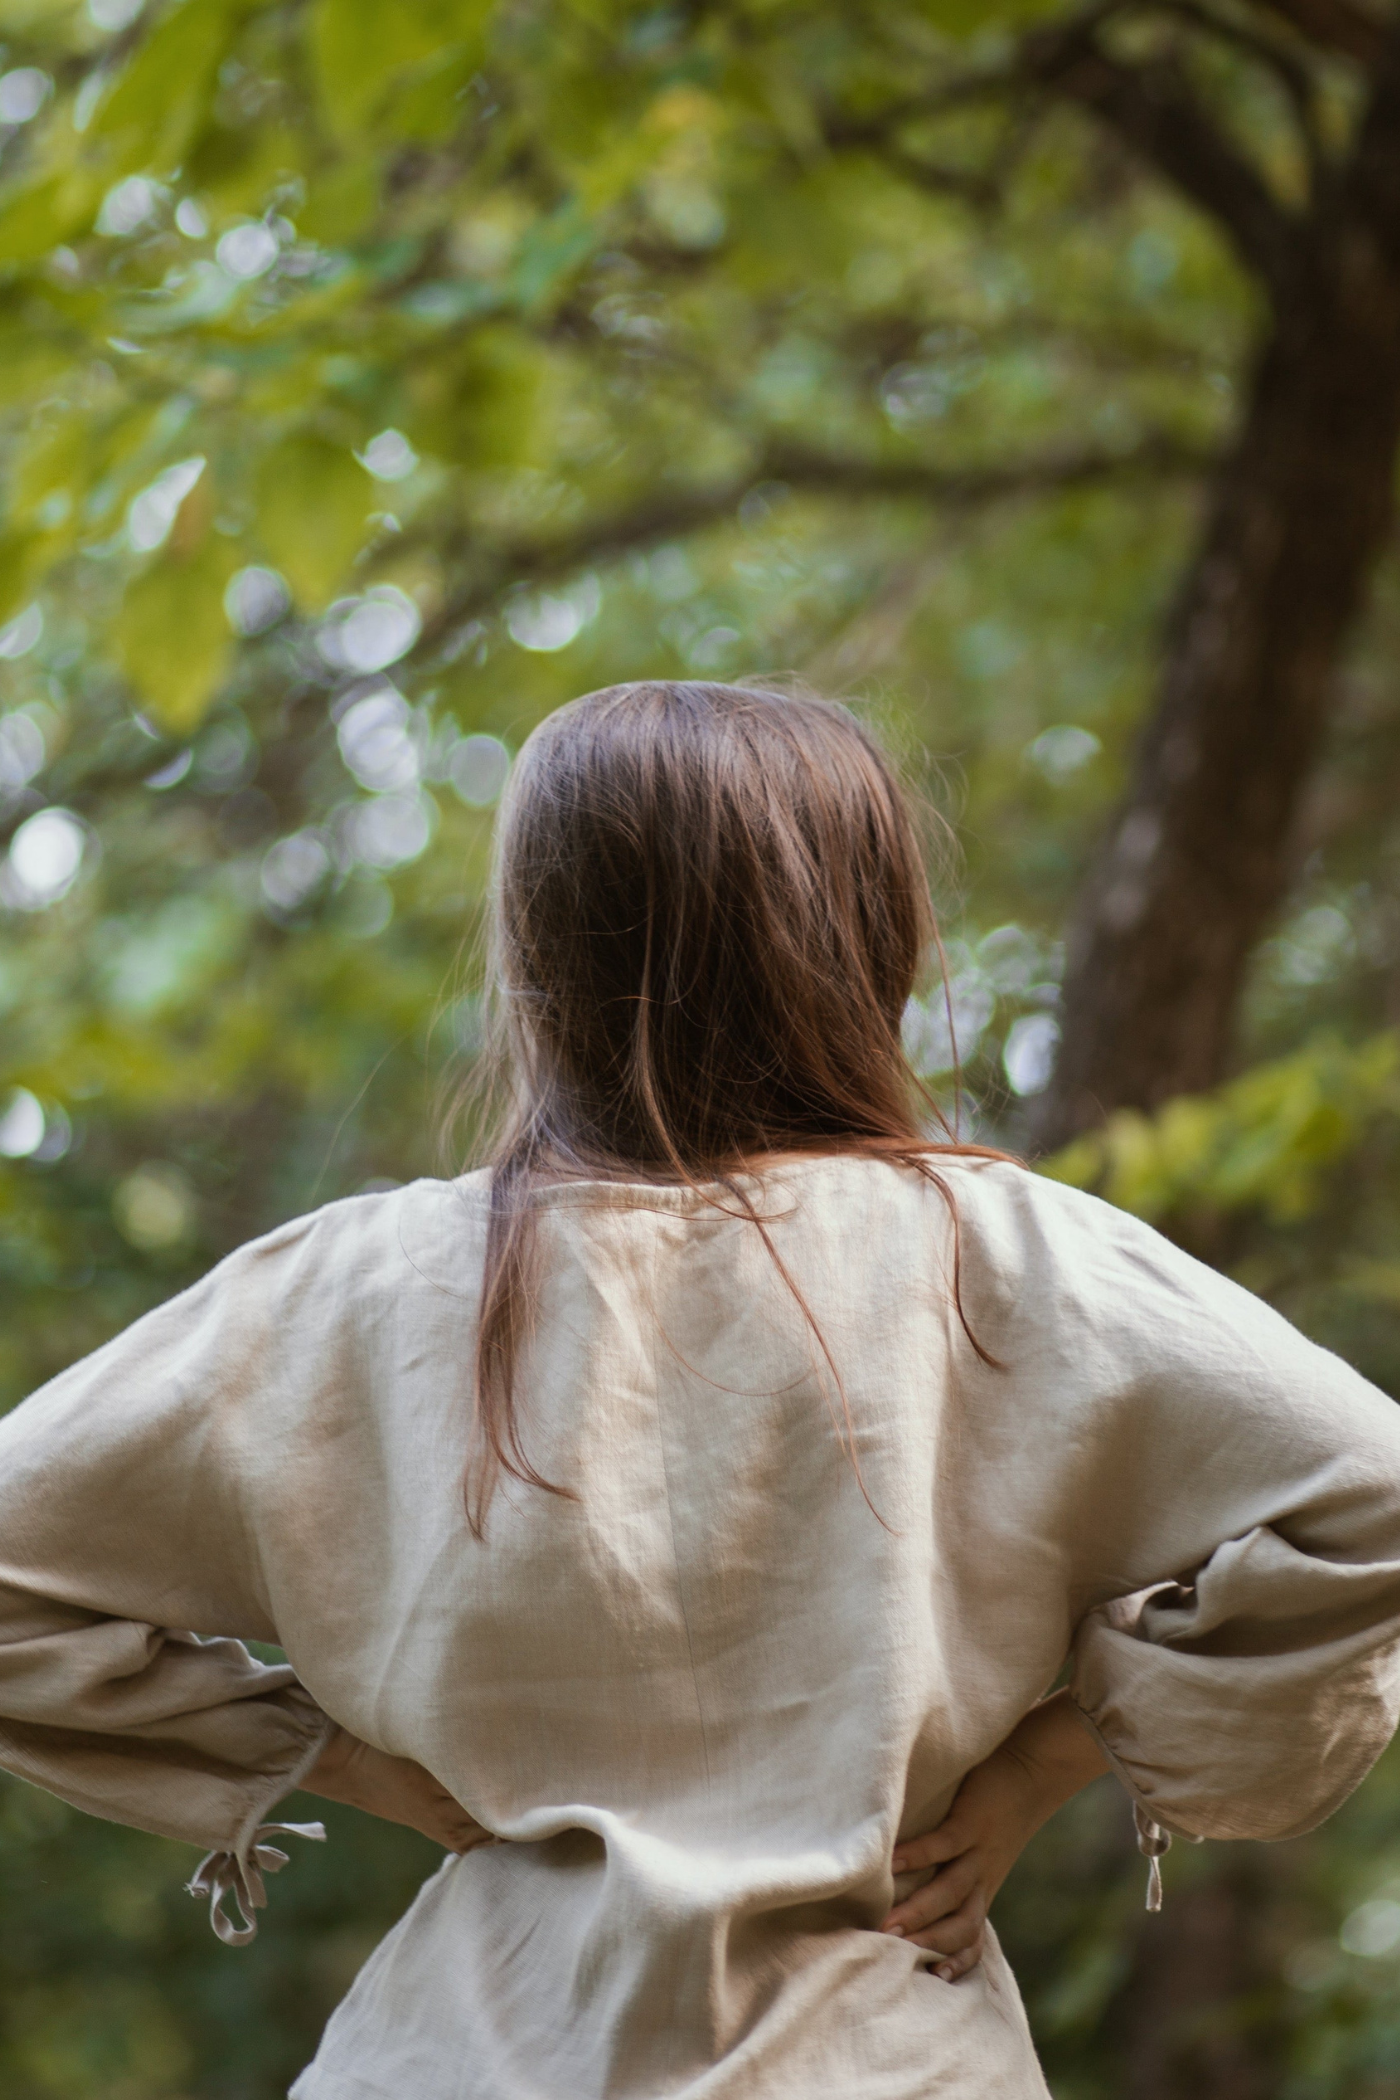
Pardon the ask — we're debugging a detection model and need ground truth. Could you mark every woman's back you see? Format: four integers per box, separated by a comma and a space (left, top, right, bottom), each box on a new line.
277, 1155, 1054, 2096
9, 1146, 1375, 2098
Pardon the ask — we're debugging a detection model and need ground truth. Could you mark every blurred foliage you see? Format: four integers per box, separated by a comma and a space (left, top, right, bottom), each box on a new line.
1002, 1730, 1400, 2100
0, 1779, 447, 2100
1046, 1032, 1400, 1230
1043, 1030, 1400, 1391
0, 0, 1399, 2094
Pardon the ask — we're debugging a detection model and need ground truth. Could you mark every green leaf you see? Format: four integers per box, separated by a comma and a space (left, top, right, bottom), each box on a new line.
0, 321, 71, 409
406, 322, 560, 468
186, 117, 313, 219
0, 0, 84, 26
88, 0, 242, 179
0, 529, 50, 624
309, 0, 489, 139
509, 199, 602, 315
0, 170, 99, 265
115, 536, 236, 732
254, 434, 371, 609
294, 155, 381, 243
9, 411, 93, 536
382, 46, 480, 146
10, 402, 163, 540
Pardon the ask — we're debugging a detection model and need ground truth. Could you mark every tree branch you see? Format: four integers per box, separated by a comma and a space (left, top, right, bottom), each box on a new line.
825, 5, 1299, 300
1157, 1, 1322, 140
1023, 23, 1299, 299
765, 432, 1209, 504
1247, 0, 1388, 68
820, 107, 1006, 210
417, 435, 1211, 659
856, 144, 1000, 210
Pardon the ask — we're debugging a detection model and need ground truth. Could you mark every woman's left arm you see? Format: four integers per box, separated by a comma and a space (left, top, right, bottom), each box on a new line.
878, 1692, 1109, 1980
885, 1172, 1400, 1984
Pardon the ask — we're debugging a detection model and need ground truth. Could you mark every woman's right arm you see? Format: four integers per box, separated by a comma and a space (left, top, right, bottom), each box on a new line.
0, 1217, 339, 1938
302, 1725, 498, 1854
1005, 1173, 1400, 1857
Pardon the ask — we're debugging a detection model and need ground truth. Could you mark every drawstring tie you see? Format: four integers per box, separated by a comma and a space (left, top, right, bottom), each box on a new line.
187, 1820, 326, 1944
1134, 1802, 1171, 1913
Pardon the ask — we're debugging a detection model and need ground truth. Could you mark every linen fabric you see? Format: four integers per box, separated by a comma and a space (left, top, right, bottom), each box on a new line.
2, 1155, 1400, 2099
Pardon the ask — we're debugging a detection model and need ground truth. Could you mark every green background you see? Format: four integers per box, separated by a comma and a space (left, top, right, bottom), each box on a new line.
2, 1, 1400, 2092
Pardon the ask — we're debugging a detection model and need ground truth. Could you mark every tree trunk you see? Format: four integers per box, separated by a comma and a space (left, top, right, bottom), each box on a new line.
1034, 32, 1400, 1151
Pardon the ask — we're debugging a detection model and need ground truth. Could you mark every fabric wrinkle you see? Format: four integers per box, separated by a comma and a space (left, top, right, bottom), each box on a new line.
1, 1157, 1399, 2098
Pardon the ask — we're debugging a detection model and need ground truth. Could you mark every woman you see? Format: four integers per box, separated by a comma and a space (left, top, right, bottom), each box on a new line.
2, 680, 1400, 2100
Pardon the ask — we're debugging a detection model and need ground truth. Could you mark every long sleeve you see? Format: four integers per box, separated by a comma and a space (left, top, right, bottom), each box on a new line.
0, 1212, 337, 1937
967, 1169, 1400, 1864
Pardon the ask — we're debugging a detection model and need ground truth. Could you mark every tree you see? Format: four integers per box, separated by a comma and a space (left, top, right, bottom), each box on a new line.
1025, 0, 1400, 1144
1, 0, 1395, 1161
0, 0, 1241, 1401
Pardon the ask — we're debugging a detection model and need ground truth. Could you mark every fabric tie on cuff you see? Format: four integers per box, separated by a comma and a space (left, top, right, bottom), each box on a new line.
186, 1820, 327, 1945
1134, 1802, 1171, 1913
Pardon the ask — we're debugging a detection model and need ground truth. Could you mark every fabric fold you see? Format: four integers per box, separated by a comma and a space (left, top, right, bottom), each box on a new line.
1070, 1530, 1400, 1851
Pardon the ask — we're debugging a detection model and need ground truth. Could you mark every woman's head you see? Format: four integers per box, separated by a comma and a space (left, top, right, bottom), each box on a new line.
463, 678, 988, 1534
490, 679, 937, 1172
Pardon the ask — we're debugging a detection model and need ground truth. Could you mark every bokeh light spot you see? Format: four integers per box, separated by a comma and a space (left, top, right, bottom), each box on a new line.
225, 566, 290, 637
359, 430, 418, 482
0, 69, 50, 125
0, 604, 43, 659
4, 807, 86, 909
1003, 1013, 1061, 1097
0, 1087, 45, 1159
113, 1163, 197, 1250
127, 458, 205, 553
448, 734, 511, 808
97, 175, 160, 237
216, 222, 279, 281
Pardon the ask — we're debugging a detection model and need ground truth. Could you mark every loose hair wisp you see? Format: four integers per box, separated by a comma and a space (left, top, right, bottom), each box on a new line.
456, 680, 1004, 1536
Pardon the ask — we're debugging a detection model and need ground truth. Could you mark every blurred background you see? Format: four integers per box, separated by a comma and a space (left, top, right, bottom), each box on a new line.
3, 0, 1400, 2093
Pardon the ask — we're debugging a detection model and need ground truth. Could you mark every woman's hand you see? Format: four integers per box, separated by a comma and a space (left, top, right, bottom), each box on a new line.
880, 1689, 1109, 1982
302, 1725, 499, 1855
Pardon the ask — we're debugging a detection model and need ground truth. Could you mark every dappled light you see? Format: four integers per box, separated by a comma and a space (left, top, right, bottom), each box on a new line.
3, 0, 1400, 2095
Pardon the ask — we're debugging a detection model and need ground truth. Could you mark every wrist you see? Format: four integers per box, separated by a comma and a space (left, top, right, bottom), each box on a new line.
303, 1724, 359, 1803
999, 1690, 1110, 1822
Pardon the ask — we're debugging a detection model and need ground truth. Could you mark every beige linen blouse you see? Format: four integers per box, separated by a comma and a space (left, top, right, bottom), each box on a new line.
3, 1155, 1400, 2099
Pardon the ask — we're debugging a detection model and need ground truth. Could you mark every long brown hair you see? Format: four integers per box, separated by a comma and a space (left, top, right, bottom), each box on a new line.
458, 679, 1004, 1536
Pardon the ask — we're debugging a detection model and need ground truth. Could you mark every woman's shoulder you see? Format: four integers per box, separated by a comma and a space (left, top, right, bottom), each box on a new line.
810, 1147, 1228, 1344
204, 1171, 494, 1299
779, 1146, 1110, 1246
917, 1150, 1202, 1310
924, 1153, 1357, 1400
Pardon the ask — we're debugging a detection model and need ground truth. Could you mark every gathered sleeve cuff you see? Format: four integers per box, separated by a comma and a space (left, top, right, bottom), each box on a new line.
1069, 1523, 1400, 1858
0, 1588, 334, 1939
